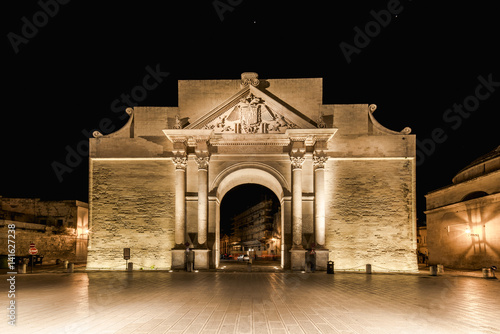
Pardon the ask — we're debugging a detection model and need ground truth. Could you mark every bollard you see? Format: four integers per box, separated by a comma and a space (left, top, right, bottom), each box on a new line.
437, 264, 444, 274
366, 264, 372, 274
429, 265, 437, 276
20, 263, 26, 274
67, 263, 74, 273
327, 261, 334, 274
63, 260, 69, 269
127, 262, 133, 272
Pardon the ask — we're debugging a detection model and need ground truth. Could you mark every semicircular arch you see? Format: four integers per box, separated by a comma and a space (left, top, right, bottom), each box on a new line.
214, 164, 287, 201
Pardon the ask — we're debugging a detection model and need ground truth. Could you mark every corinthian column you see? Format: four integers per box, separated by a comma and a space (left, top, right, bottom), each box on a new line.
173, 156, 187, 246
195, 155, 210, 247
290, 155, 305, 249
313, 153, 328, 247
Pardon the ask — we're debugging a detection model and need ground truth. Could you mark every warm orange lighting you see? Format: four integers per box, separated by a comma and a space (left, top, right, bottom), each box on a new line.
465, 227, 471, 234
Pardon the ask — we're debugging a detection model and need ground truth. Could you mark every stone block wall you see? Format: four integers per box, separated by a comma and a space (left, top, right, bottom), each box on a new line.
0, 197, 86, 229
0, 221, 85, 264
427, 194, 500, 269
87, 159, 175, 270
325, 158, 418, 272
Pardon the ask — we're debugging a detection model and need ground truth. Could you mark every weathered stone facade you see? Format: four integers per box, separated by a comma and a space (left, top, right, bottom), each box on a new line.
87, 73, 418, 272
0, 197, 89, 264
426, 146, 500, 269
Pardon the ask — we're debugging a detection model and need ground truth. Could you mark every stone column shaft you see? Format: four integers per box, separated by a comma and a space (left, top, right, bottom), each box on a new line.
196, 156, 209, 246
171, 155, 187, 269
291, 156, 305, 248
174, 161, 186, 245
314, 155, 328, 247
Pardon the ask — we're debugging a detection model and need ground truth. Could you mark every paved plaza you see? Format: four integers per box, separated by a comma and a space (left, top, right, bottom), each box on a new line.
1, 268, 499, 334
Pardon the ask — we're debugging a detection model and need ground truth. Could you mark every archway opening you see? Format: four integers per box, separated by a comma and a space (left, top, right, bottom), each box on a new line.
219, 183, 282, 271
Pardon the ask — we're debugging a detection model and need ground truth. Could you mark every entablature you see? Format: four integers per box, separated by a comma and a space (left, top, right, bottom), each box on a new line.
162, 128, 337, 156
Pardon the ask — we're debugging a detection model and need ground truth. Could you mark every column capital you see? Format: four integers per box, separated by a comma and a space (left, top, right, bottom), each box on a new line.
173, 156, 187, 170
195, 155, 210, 170
313, 153, 328, 170
290, 155, 305, 170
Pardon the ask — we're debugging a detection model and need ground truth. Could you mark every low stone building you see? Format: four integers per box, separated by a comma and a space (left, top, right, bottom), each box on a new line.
87, 72, 418, 272
425, 146, 500, 269
0, 196, 89, 264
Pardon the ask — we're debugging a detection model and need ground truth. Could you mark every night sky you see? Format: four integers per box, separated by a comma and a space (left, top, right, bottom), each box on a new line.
3, 1, 499, 223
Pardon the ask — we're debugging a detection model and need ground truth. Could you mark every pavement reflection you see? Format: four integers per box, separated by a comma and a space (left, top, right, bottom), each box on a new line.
1, 271, 498, 333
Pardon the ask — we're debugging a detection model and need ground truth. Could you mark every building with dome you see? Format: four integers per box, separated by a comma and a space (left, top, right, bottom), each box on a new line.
425, 146, 500, 269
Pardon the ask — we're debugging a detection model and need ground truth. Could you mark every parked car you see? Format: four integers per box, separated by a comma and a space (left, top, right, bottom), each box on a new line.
237, 254, 250, 261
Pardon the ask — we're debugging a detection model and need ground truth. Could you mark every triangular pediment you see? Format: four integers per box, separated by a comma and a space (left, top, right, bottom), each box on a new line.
185, 85, 317, 133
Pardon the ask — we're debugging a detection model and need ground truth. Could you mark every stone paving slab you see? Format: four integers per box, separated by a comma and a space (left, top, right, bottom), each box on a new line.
1, 271, 499, 334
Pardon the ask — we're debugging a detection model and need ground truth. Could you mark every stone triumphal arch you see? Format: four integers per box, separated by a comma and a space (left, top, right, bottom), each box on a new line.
87, 73, 418, 272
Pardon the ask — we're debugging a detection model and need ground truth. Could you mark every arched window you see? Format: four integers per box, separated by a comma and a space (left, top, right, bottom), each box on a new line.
462, 191, 488, 201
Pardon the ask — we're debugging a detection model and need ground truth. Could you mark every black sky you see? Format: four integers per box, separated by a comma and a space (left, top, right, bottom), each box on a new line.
3, 1, 499, 222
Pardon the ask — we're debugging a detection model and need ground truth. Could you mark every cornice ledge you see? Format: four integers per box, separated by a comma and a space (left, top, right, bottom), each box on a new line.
209, 133, 290, 146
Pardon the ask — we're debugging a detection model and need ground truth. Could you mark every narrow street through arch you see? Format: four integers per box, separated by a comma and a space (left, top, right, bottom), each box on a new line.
219, 184, 282, 272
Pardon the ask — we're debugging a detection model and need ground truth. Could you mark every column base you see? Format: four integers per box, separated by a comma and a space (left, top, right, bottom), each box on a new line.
171, 249, 186, 270
314, 249, 329, 271
290, 249, 307, 271
193, 249, 211, 270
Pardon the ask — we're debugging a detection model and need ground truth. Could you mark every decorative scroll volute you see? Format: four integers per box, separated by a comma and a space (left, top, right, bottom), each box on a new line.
240, 72, 260, 88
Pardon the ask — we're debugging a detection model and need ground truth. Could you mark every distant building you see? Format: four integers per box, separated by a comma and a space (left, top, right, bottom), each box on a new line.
425, 146, 500, 269
0, 196, 89, 264
226, 199, 281, 259
220, 234, 230, 256
416, 226, 428, 264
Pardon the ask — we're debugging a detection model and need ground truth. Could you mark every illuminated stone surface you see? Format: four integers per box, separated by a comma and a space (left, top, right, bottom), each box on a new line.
87, 74, 417, 272
426, 146, 500, 269
4, 271, 500, 333
0, 197, 89, 263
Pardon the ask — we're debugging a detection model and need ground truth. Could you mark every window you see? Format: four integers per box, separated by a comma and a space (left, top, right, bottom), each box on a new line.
462, 191, 488, 201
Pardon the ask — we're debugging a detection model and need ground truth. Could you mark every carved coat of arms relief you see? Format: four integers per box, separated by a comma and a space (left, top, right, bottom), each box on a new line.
203, 93, 297, 134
